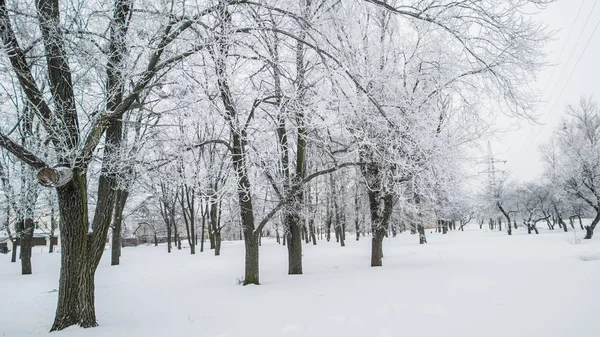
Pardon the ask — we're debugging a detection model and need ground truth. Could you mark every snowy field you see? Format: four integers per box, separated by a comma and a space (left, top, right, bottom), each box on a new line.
2, 226, 600, 337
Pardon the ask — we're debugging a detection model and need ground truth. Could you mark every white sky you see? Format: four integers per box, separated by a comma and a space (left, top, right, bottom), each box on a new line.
488, 0, 600, 183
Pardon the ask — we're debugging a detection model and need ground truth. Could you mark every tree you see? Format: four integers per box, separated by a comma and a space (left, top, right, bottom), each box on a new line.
542, 97, 600, 238
0, 0, 227, 330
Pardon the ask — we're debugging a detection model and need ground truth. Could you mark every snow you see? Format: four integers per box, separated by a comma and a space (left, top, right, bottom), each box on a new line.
2, 226, 600, 337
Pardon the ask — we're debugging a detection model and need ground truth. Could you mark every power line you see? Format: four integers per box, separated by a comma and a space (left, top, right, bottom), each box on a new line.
540, 0, 586, 96
544, 15, 600, 121
518, 2, 600, 162
543, 0, 598, 105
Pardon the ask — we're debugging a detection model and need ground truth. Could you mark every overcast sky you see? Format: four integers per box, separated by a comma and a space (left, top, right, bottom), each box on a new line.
487, 0, 600, 183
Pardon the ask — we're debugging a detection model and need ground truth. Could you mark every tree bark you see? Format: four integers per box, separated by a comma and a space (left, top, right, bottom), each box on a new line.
418, 224, 427, 244
287, 213, 303, 274
583, 212, 600, 239
11, 239, 17, 263
371, 228, 385, 266
18, 218, 34, 275
111, 189, 128, 265
51, 176, 95, 331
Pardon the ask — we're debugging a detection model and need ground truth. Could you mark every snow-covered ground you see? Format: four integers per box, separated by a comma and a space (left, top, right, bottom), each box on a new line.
1, 226, 600, 337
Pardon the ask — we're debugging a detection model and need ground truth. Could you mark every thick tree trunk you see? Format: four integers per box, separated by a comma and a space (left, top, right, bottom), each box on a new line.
51, 177, 95, 331
371, 228, 385, 267
243, 232, 259, 285
287, 214, 303, 274
19, 218, 34, 275
584, 226, 594, 239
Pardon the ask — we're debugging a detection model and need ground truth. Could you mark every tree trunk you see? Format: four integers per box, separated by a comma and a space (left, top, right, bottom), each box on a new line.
49, 206, 57, 253
166, 220, 172, 253
51, 177, 96, 331
11, 239, 17, 263
287, 214, 303, 274
418, 224, 427, 244
154, 232, 158, 246
19, 218, 34, 275
243, 231, 259, 285
214, 230, 222, 256
578, 215, 584, 230
584, 226, 594, 239
111, 189, 128, 266
371, 228, 385, 267
309, 221, 317, 245
583, 212, 600, 239
326, 215, 332, 241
